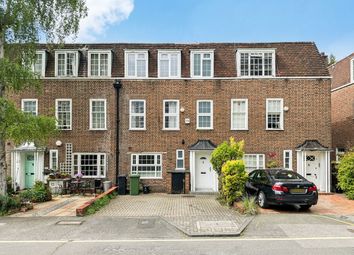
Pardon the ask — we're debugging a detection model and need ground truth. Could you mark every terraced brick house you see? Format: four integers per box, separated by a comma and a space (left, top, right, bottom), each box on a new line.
329, 53, 354, 161
6, 42, 332, 193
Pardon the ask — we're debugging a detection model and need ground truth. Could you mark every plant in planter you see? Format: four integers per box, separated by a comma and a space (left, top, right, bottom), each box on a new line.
266, 152, 280, 168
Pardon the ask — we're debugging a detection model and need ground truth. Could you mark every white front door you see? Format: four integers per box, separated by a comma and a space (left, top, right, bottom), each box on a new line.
305, 152, 321, 187
195, 151, 214, 191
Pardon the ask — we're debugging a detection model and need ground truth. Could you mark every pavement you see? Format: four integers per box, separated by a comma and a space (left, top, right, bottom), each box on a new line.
96, 193, 253, 236
10, 195, 93, 217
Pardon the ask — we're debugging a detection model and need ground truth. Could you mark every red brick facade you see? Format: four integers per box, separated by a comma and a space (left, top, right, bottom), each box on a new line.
7, 42, 331, 193
330, 53, 354, 152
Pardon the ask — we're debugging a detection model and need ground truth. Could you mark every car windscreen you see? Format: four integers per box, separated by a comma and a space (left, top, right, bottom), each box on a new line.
268, 170, 304, 181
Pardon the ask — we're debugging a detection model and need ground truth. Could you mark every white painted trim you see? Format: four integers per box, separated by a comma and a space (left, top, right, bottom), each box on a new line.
283, 150, 292, 170
21, 98, 38, 116
124, 50, 149, 78
176, 149, 185, 170
54, 51, 79, 77
130, 153, 162, 179
72, 153, 107, 178
266, 98, 284, 131
157, 50, 181, 78
190, 50, 214, 78
55, 98, 72, 130
163, 100, 180, 130
89, 99, 107, 130
87, 50, 112, 78
32, 51, 46, 77
236, 49, 276, 77
41, 76, 332, 81
331, 81, 354, 92
49, 149, 58, 170
196, 100, 213, 130
230, 99, 248, 130
129, 99, 146, 130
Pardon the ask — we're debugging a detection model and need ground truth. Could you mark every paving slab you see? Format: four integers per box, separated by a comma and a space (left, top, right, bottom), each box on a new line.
96, 193, 253, 236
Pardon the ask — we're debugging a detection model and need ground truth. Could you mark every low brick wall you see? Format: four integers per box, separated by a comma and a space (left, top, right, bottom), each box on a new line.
76, 186, 117, 216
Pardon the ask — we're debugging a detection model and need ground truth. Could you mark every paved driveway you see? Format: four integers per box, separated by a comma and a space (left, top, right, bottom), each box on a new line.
96, 193, 253, 236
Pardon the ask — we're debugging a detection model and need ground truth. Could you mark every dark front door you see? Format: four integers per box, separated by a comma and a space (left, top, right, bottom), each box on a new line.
172, 173, 185, 194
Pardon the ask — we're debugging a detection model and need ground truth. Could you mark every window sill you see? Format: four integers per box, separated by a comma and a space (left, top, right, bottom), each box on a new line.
266, 128, 284, 131
58, 128, 72, 131
196, 128, 213, 131
231, 129, 249, 131
129, 128, 147, 131
162, 128, 180, 131
139, 177, 163, 180
89, 128, 107, 131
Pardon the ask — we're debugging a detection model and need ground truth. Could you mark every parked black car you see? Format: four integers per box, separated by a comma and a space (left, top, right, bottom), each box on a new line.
245, 169, 318, 209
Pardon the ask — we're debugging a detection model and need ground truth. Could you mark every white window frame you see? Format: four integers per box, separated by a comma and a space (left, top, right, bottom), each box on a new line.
266, 98, 284, 130
49, 149, 59, 170
236, 49, 276, 77
335, 148, 346, 162
244, 154, 265, 172
176, 149, 185, 170
21, 99, 38, 116
131, 153, 162, 179
163, 100, 180, 130
157, 50, 181, 78
124, 50, 149, 78
55, 98, 72, 130
196, 100, 213, 130
283, 150, 292, 170
32, 50, 46, 77
231, 99, 248, 130
54, 50, 79, 77
351, 58, 354, 83
87, 50, 112, 77
190, 50, 214, 78
72, 153, 106, 178
129, 99, 146, 130
89, 99, 107, 130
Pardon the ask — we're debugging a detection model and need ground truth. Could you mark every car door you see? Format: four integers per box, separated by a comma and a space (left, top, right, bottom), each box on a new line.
257, 171, 271, 194
245, 170, 259, 196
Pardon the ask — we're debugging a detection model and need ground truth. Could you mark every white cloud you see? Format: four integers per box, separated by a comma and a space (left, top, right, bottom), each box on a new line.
76, 0, 134, 42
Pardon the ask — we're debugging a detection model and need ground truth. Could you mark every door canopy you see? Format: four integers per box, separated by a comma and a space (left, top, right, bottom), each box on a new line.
189, 140, 217, 151
296, 140, 331, 151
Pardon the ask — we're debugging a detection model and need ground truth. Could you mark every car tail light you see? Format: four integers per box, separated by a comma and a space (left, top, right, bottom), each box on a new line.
272, 184, 288, 193
308, 185, 317, 192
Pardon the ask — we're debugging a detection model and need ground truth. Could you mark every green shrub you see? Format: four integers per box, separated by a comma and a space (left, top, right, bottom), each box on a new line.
241, 196, 258, 215
0, 195, 21, 215
211, 137, 244, 176
221, 160, 248, 206
19, 181, 52, 203
6, 176, 15, 195
337, 151, 354, 199
85, 192, 117, 215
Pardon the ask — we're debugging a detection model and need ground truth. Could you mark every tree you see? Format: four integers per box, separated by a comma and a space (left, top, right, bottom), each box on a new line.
328, 54, 336, 66
210, 137, 244, 175
0, 1, 87, 195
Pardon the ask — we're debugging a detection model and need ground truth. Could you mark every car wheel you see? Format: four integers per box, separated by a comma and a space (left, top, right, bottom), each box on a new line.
257, 191, 268, 208
300, 205, 312, 210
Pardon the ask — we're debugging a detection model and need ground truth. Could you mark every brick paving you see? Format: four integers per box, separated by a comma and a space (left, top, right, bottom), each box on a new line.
259, 194, 354, 215
96, 193, 253, 236
10, 195, 93, 217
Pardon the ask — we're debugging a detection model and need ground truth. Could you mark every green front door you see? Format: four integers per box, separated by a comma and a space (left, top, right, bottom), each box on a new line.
25, 154, 35, 189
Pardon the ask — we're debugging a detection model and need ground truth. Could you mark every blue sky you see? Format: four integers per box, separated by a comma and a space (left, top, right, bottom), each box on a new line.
79, 0, 354, 60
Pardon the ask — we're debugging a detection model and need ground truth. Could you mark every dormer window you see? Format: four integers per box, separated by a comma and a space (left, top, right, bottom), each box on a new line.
190, 50, 214, 78
88, 50, 112, 77
158, 50, 181, 78
32, 51, 46, 77
236, 49, 276, 77
124, 50, 148, 78
55, 51, 79, 77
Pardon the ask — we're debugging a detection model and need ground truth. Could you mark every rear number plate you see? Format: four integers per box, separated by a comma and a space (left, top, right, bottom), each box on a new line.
290, 188, 306, 194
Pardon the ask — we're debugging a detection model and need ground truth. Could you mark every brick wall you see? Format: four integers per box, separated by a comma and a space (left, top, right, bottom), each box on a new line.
329, 53, 354, 89
119, 78, 331, 192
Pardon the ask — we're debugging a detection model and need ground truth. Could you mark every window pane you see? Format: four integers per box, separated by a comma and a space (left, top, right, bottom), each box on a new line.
91, 100, 106, 129
202, 59, 211, 76
23, 101, 37, 115
198, 101, 211, 113
67, 53, 76, 76
131, 154, 162, 178
34, 53, 43, 74
137, 59, 146, 77
132, 101, 145, 113
58, 54, 65, 76
193, 53, 201, 76
128, 54, 135, 76
240, 53, 249, 76
57, 100, 71, 130
198, 116, 211, 128
100, 53, 108, 76
170, 54, 178, 76
160, 59, 169, 77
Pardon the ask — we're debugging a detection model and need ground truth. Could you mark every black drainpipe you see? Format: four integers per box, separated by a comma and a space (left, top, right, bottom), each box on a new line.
113, 80, 122, 185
